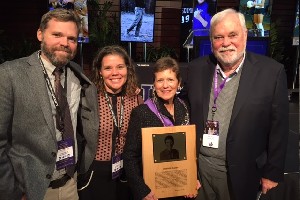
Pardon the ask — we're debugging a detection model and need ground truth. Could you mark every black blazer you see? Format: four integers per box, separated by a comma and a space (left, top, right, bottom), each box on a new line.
184, 51, 289, 200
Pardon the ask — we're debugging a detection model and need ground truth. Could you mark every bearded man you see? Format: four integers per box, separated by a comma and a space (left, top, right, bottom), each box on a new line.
0, 8, 98, 200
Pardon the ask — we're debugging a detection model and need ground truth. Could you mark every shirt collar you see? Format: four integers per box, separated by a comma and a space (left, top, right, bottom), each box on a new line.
40, 56, 66, 76
216, 52, 245, 79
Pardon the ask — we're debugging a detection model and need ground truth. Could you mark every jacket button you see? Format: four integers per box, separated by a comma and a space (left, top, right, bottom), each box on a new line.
51, 152, 56, 157
46, 174, 52, 179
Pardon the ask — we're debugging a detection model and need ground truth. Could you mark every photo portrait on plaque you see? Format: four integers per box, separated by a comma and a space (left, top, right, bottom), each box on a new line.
153, 132, 187, 163
141, 125, 197, 199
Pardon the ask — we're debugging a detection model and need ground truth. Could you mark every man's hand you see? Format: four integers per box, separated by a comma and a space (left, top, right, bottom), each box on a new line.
261, 178, 278, 194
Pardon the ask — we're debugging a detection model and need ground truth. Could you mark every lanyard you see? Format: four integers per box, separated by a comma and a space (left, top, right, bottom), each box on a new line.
145, 98, 190, 126
104, 92, 124, 132
178, 98, 190, 125
38, 51, 69, 113
145, 99, 174, 127
212, 68, 236, 120
37, 51, 68, 131
38, 51, 60, 109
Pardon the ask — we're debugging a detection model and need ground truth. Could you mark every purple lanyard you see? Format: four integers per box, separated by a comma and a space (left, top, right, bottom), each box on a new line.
212, 68, 235, 120
145, 99, 174, 127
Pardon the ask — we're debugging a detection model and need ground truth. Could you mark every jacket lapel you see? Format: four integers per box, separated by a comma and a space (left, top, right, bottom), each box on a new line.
26, 52, 56, 139
229, 53, 260, 125
203, 55, 217, 125
67, 63, 93, 85
67, 63, 99, 133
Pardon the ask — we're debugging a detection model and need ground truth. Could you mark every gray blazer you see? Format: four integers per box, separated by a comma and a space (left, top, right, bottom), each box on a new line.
0, 51, 99, 200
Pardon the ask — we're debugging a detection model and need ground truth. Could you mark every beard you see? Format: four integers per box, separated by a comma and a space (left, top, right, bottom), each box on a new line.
214, 46, 245, 67
41, 40, 76, 68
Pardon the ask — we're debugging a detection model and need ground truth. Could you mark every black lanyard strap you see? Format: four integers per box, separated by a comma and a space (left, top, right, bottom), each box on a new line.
37, 51, 68, 134
104, 92, 124, 132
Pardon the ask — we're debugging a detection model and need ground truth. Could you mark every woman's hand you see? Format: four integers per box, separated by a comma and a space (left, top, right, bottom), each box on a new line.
184, 180, 201, 198
143, 191, 158, 200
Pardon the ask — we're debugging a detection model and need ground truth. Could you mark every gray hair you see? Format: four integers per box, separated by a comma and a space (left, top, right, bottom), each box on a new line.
209, 8, 247, 39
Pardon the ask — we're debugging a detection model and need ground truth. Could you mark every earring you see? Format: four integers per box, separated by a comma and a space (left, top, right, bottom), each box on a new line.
152, 88, 157, 102
152, 88, 155, 97
177, 86, 181, 94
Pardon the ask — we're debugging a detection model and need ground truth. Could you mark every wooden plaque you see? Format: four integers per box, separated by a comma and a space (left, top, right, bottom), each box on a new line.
142, 125, 197, 198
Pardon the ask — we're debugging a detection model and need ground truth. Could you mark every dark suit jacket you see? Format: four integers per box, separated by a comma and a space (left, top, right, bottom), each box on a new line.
160, 149, 180, 160
0, 52, 99, 200
184, 51, 289, 200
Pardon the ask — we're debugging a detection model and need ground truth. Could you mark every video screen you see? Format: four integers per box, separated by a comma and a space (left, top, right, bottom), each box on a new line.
292, 0, 299, 45
120, 0, 156, 43
192, 0, 217, 37
180, 0, 194, 61
239, 0, 272, 37
181, 0, 194, 43
181, 0, 216, 61
48, 0, 89, 43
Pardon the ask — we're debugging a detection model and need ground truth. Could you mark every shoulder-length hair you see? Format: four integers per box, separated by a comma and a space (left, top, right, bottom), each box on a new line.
91, 45, 139, 96
153, 56, 182, 84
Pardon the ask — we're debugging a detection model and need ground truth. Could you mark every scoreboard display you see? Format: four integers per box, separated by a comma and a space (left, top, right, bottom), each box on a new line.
182, 7, 194, 25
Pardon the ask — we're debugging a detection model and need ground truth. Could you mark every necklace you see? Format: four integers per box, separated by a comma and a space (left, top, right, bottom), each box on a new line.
164, 103, 174, 117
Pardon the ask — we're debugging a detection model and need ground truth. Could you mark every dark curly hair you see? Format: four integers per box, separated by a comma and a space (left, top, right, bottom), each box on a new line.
91, 45, 139, 96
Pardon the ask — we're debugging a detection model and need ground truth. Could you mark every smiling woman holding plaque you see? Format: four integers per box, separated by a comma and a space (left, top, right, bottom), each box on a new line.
123, 57, 200, 200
